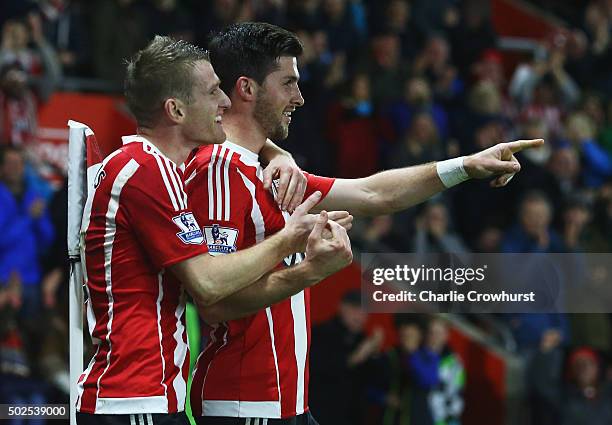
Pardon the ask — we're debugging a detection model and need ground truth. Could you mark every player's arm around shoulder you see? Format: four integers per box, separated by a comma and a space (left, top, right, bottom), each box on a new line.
172, 161, 333, 309
198, 209, 353, 325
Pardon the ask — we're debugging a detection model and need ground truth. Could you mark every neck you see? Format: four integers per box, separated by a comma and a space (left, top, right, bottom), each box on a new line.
222, 111, 267, 155
137, 126, 197, 165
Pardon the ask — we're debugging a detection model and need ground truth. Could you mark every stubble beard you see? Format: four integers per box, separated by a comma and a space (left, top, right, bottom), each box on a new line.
254, 91, 289, 142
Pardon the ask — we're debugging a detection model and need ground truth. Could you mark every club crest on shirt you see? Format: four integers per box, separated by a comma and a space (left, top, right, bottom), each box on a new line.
203, 224, 239, 255
172, 212, 204, 245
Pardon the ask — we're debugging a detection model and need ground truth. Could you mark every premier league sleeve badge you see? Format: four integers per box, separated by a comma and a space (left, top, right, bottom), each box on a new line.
172, 212, 205, 245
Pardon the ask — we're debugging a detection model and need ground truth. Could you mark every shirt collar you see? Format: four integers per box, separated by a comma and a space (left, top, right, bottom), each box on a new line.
223, 140, 260, 165
122, 134, 177, 166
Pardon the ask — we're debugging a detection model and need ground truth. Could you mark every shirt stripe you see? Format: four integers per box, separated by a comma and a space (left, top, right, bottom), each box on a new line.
155, 272, 169, 411
290, 292, 307, 414
215, 146, 227, 221
223, 152, 233, 221
94, 158, 140, 410
208, 145, 219, 220
172, 288, 188, 410
164, 157, 186, 210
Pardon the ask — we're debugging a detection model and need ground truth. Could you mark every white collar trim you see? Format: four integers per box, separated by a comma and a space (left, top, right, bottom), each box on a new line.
223, 140, 260, 165
122, 134, 176, 165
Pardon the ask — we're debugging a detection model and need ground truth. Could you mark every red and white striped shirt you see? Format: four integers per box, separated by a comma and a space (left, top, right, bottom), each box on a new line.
185, 141, 335, 419
77, 135, 207, 414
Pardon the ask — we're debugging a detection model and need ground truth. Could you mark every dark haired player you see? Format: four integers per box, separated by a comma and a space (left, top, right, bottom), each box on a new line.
185, 22, 544, 425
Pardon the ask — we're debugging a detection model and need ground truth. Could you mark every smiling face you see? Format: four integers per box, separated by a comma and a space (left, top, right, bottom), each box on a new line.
181, 60, 231, 145
252, 56, 304, 141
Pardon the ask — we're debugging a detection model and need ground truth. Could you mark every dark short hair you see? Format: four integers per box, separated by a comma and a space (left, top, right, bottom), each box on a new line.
208, 22, 303, 95
520, 190, 552, 211
124, 36, 210, 127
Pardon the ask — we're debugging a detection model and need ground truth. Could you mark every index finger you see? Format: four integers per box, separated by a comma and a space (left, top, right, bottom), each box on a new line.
275, 167, 292, 204
293, 191, 322, 216
506, 139, 544, 154
280, 172, 299, 211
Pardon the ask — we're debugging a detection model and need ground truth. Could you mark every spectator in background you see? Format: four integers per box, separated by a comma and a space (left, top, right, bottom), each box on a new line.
388, 112, 444, 169
466, 81, 504, 123
38, 0, 90, 77
0, 63, 38, 147
90, 0, 148, 84
0, 14, 61, 98
508, 118, 569, 225
386, 76, 449, 141
475, 226, 503, 252
373, 316, 436, 425
0, 145, 54, 422
471, 49, 506, 91
0, 268, 47, 425
561, 195, 592, 252
584, 178, 612, 251
450, 0, 497, 80
0, 146, 54, 318
368, 0, 419, 59
583, 1, 612, 96
367, 32, 411, 107
412, 35, 463, 105
411, 0, 460, 43
561, 347, 612, 425
412, 201, 469, 254
310, 291, 383, 425
510, 39, 581, 139
564, 28, 593, 89
426, 317, 465, 425
319, 0, 363, 56
327, 73, 394, 178
454, 81, 508, 156
580, 92, 607, 136
451, 116, 511, 248
510, 42, 580, 110
502, 190, 565, 253
524, 318, 566, 425
547, 145, 582, 200
283, 29, 339, 175
351, 215, 405, 253
564, 111, 612, 188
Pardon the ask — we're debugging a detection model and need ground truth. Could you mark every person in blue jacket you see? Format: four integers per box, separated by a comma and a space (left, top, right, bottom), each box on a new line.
0, 145, 54, 317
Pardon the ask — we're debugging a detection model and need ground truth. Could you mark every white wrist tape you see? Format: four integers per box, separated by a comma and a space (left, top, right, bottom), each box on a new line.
436, 156, 469, 188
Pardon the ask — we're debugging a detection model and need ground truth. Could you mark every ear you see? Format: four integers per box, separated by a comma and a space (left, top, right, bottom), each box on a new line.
236, 76, 257, 102
163, 98, 185, 124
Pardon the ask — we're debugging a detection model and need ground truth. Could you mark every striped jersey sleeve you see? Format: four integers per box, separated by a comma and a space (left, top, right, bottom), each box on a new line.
120, 150, 208, 269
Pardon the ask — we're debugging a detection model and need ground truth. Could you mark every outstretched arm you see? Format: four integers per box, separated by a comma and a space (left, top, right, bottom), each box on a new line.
317, 139, 544, 216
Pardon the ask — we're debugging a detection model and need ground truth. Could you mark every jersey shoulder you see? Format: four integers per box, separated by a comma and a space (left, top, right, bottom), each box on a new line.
107, 141, 188, 211
185, 144, 254, 188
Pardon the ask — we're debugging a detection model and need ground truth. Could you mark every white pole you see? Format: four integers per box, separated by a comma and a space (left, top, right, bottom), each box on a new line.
67, 121, 89, 425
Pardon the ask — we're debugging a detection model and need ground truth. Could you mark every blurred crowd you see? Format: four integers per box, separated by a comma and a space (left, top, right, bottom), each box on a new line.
0, 0, 611, 424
